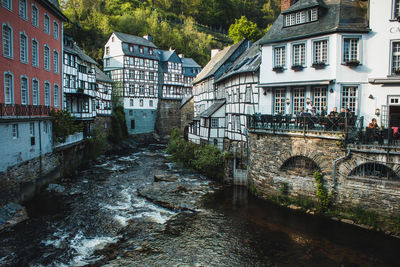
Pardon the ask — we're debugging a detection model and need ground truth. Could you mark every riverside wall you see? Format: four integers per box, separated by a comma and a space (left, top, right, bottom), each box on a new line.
248, 131, 400, 215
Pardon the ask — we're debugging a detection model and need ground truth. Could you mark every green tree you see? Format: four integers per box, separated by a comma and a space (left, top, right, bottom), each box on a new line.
51, 109, 83, 143
228, 16, 263, 43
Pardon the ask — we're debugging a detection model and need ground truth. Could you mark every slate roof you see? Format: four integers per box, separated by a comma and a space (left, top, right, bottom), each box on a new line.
38, 0, 67, 20
158, 50, 174, 61
181, 58, 201, 68
73, 44, 98, 65
192, 40, 246, 84
200, 101, 225, 118
114, 32, 158, 48
95, 66, 113, 83
259, 0, 369, 45
216, 41, 261, 83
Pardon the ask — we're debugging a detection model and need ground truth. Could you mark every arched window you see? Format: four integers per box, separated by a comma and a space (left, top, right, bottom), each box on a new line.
21, 76, 28, 105
280, 156, 319, 176
349, 163, 399, 180
53, 84, 59, 107
44, 82, 50, 106
20, 32, 28, 63
44, 45, 50, 70
32, 78, 39, 105
2, 23, 13, 58
4, 72, 14, 104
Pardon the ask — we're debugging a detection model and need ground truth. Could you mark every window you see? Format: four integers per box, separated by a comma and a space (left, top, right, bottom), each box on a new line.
292, 43, 305, 66
105, 46, 110, 55
32, 79, 39, 105
53, 21, 59, 39
139, 58, 144, 66
313, 39, 328, 64
236, 116, 241, 131
274, 46, 286, 68
31, 4, 38, 27
32, 39, 38, 67
12, 124, 18, 139
19, 0, 27, 19
313, 87, 327, 113
54, 84, 59, 107
21, 76, 28, 105
341, 86, 358, 114
20, 33, 28, 63
245, 85, 252, 102
2, 0, 12, 10
129, 110, 133, 116
2, 24, 13, 58
4, 72, 13, 104
129, 69, 134, 79
140, 99, 144, 107
284, 8, 318, 27
139, 46, 143, 53
44, 121, 48, 133
44, 82, 50, 106
274, 88, 285, 115
392, 42, 400, 75
211, 118, 219, 128
149, 72, 154, 81
139, 85, 145, 95
131, 120, 135, 129
44, 14, 50, 34
139, 71, 144, 80
105, 58, 110, 67
130, 99, 133, 106
343, 37, 360, 63
30, 122, 34, 136
44, 45, 50, 70
149, 85, 154, 95
149, 100, 153, 107
393, 0, 400, 18
292, 87, 305, 115
53, 50, 59, 73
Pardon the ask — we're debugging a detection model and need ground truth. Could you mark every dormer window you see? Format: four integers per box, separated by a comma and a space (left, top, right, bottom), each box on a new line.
284, 8, 318, 27
139, 46, 144, 53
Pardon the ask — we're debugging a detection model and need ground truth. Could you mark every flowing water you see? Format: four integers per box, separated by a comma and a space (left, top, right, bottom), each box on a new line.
0, 144, 399, 266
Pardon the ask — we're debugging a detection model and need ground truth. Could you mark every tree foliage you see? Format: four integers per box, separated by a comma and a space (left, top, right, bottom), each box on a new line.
228, 16, 263, 43
61, 0, 280, 66
50, 109, 83, 143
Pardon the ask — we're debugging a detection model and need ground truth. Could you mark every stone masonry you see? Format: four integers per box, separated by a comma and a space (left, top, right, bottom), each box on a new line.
156, 99, 182, 137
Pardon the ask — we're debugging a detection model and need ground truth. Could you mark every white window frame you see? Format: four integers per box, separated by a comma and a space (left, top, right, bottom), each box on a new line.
341, 85, 358, 114
44, 45, 50, 71
4, 71, 14, 104
54, 84, 59, 107
2, 23, 13, 59
31, 4, 38, 27
273, 45, 286, 68
32, 78, 39, 105
292, 42, 306, 67
312, 38, 328, 64
2, 0, 12, 11
19, 0, 27, 20
44, 81, 50, 106
20, 32, 28, 63
393, 0, 400, 19
211, 118, 219, 128
292, 87, 305, 115
391, 40, 400, 75
20, 75, 29, 105
312, 86, 327, 113
342, 36, 361, 64
53, 50, 59, 73
12, 124, 18, 139
32, 38, 38, 67
53, 21, 59, 39
30, 122, 35, 137
44, 14, 50, 34
273, 88, 286, 115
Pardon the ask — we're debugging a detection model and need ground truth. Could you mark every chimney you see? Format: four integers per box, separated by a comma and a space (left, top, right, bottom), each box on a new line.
143, 34, 153, 42
211, 49, 220, 58
281, 0, 298, 12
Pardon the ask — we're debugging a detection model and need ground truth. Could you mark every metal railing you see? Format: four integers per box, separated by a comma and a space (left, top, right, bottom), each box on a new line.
0, 103, 52, 118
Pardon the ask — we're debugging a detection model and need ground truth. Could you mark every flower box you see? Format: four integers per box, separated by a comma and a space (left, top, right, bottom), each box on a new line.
272, 66, 284, 72
291, 65, 304, 71
344, 60, 360, 67
312, 62, 326, 69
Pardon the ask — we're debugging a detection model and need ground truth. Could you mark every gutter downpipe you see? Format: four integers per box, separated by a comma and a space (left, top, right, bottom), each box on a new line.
332, 147, 351, 189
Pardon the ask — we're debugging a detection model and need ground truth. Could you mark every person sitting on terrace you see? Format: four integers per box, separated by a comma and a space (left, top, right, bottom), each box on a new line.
306, 101, 313, 112
321, 106, 328, 117
329, 107, 338, 117
303, 108, 311, 116
311, 107, 318, 116
345, 108, 353, 118
369, 118, 380, 129
338, 108, 346, 117
297, 107, 305, 117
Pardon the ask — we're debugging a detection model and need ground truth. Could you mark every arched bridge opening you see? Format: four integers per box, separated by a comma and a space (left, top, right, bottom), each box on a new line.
349, 162, 399, 181
280, 155, 320, 176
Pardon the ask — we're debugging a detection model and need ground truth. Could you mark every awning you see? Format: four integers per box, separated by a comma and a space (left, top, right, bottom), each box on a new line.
368, 78, 400, 84
258, 79, 334, 87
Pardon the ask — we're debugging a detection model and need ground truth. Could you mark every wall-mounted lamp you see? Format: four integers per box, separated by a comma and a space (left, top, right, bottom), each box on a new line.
263, 88, 269, 95
375, 108, 380, 117
329, 88, 334, 93
306, 97, 311, 104
368, 94, 374, 99
286, 98, 290, 105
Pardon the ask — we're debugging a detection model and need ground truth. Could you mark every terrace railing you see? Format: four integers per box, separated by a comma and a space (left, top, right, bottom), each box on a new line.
0, 104, 52, 118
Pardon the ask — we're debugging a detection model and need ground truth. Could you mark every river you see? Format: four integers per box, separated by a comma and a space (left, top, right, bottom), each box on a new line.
0, 144, 399, 266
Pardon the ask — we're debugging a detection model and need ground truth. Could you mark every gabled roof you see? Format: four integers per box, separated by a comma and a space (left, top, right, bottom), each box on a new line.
200, 101, 225, 118
193, 40, 246, 85
181, 57, 201, 68
216, 41, 261, 83
73, 44, 98, 65
158, 50, 174, 61
113, 32, 157, 48
95, 66, 113, 83
259, 0, 369, 45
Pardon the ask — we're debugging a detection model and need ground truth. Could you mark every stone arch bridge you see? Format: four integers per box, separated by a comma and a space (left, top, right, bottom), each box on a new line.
248, 131, 400, 215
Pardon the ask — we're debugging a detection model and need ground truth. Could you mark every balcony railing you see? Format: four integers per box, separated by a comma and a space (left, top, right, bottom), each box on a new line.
0, 104, 52, 118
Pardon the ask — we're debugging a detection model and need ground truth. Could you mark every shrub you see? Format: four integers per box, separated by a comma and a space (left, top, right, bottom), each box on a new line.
314, 171, 334, 211
51, 109, 83, 143
108, 105, 128, 144
349, 206, 379, 228
86, 127, 108, 160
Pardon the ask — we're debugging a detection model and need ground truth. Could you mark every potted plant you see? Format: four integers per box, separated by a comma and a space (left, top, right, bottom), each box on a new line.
344, 60, 360, 67
291, 64, 304, 71
312, 62, 326, 69
272, 66, 284, 72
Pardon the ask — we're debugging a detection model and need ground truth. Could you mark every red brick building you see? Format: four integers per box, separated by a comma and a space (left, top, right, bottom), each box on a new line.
0, 0, 67, 172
